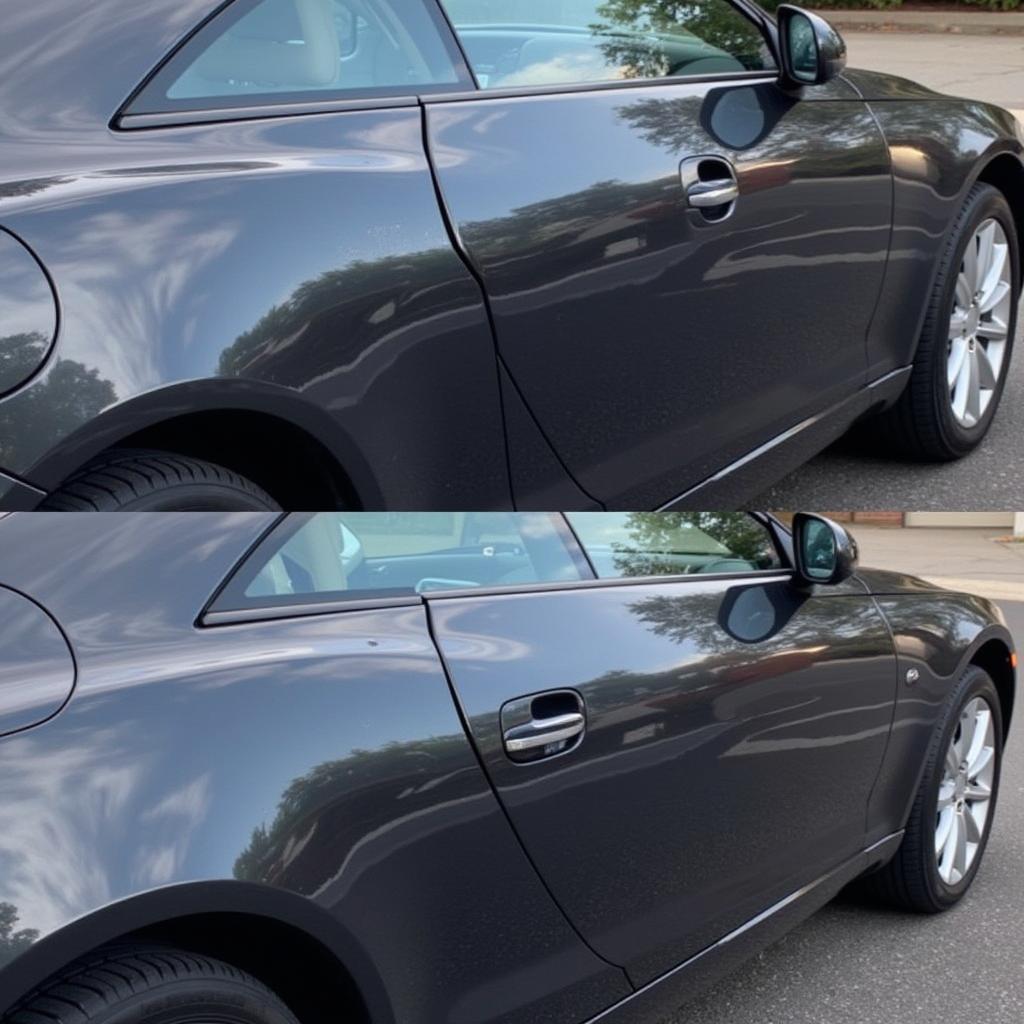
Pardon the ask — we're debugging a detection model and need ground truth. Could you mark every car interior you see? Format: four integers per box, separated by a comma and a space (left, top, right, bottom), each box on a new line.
450, 24, 747, 88
241, 512, 585, 600
235, 512, 775, 605
165, 0, 456, 100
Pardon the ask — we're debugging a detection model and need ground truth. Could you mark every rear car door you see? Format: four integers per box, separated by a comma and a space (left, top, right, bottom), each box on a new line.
424, 1, 893, 507
427, 513, 899, 984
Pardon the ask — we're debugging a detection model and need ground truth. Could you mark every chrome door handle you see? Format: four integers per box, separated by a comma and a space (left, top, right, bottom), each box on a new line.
687, 179, 739, 208
680, 155, 739, 220
503, 712, 585, 753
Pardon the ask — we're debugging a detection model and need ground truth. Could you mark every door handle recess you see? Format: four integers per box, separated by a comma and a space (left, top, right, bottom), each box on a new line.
504, 712, 585, 753
680, 155, 739, 221
687, 179, 739, 208
500, 689, 587, 763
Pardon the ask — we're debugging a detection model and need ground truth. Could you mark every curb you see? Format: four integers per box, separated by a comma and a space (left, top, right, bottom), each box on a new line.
810, 9, 1024, 36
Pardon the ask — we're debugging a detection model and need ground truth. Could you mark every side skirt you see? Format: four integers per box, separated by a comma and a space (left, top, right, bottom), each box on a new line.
582, 831, 904, 1024
658, 366, 913, 508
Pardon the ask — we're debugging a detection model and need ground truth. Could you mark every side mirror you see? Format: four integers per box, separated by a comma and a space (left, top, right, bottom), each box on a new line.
792, 513, 858, 585
776, 6, 847, 88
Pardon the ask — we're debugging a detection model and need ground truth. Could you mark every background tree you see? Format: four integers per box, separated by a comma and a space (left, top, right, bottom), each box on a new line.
610, 511, 777, 577
592, 0, 772, 77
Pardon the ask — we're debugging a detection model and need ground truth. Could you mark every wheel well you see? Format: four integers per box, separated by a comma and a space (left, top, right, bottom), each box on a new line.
125, 912, 370, 1024
977, 153, 1024, 274
970, 637, 1016, 739
117, 410, 358, 509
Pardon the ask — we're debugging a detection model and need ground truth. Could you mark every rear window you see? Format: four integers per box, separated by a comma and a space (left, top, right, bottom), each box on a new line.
212, 512, 587, 611
129, 0, 466, 114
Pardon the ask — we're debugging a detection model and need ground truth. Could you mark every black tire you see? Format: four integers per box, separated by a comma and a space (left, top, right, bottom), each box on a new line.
866, 182, 1019, 460
864, 665, 1003, 913
9, 944, 299, 1024
40, 449, 280, 511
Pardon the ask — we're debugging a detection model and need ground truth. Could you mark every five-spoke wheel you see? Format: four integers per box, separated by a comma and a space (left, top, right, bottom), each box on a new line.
935, 695, 997, 884
866, 182, 1019, 460
860, 664, 1003, 912
947, 219, 1013, 429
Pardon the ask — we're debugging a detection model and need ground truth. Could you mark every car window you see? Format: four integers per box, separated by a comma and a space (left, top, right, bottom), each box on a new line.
130, 0, 464, 113
566, 512, 781, 578
213, 512, 587, 610
439, 0, 775, 90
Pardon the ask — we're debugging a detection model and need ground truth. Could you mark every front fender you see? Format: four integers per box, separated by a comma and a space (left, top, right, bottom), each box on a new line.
857, 91, 1023, 380
866, 591, 1014, 843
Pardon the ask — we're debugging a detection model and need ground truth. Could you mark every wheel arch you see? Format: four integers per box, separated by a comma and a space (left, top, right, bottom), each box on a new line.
967, 632, 1016, 740
974, 149, 1024, 279
0, 880, 394, 1024
21, 379, 384, 509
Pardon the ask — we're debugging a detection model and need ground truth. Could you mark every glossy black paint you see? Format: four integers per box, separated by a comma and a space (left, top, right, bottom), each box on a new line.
0, 0, 1022, 509
426, 77, 891, 508
0, 513, 629, 1023
429, 576, 898, 984
0, 585, 75, 738
845, 82, 1024, 380
0, 513, 1014, 1022
0, 229, 57, 397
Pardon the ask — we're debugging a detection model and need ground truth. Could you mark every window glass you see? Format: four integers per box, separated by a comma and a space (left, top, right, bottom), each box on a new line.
132, 0, 463, 113
215, 512, 586, 610
439, 0, 774, 90
566, 512, 781, 579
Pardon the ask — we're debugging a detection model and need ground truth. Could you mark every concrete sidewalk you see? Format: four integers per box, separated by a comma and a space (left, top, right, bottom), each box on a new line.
853, 526, 1024, 601
839, 29, 1024, 113
810, 8, 1024, 36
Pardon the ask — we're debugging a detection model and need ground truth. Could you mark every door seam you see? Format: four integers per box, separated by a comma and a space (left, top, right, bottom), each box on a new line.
421, 598, 634, 985
417, 99, 604, 509
863, 595, 907, 836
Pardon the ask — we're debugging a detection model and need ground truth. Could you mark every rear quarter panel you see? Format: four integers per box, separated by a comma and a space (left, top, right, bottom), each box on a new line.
0, 1, 509, 507
0, 514, 627, 1023
0, 109, 508, 507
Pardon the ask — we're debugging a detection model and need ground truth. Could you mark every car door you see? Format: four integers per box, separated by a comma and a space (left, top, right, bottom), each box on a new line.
426, 513, 899, 985
424, 1, 893, 508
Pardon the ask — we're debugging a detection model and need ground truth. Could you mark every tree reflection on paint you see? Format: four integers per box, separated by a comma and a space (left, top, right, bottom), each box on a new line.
0, 902, 38, 968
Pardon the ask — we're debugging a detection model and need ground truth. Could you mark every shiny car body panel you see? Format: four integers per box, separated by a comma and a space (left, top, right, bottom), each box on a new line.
425, 77, 892, 508
0, 106, 511, 508
428, 576, 899, 984
0, 513, 1014, 1021
0, 513, 629, 1023
0, 0, 1022, 509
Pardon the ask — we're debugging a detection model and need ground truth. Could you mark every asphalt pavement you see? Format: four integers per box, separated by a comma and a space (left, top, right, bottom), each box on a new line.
665, 534, 1024, 1024
753, 32, 1024, 510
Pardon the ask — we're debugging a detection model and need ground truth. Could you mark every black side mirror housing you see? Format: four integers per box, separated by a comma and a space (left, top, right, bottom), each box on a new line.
776, 5, 847, 88
792, 513, 858, 585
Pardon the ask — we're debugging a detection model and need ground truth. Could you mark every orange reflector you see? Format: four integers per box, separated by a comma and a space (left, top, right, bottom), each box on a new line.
1011, 652, 1018, 669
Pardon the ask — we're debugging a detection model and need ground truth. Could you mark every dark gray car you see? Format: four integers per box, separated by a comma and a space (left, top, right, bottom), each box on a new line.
0, 0, 1021, 511
0, 511, 1015, 1024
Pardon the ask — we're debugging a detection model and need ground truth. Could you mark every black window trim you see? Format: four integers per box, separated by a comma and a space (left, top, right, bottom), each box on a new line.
418, 566, 796, 602
417, 69, 779, 106
115, 0, 476, 129
115, 0, 782, 130
202, 567, 800, 627
199, 511, 796, 628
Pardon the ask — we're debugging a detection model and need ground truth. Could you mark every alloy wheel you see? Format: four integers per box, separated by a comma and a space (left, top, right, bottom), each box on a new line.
947, 218, 1013, 428
935, 696, 997, 885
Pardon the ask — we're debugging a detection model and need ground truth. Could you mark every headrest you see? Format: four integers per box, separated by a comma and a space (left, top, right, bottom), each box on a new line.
190, 0, 340, 88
